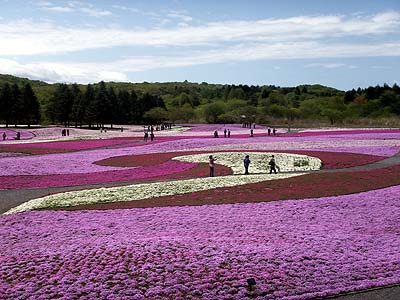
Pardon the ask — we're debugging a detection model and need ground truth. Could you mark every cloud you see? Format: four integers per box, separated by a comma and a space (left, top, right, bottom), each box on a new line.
1, 40, 398, 83
79, 7, 112, 17
167, 11, 193, 22
1, 11, 399, 56
1, 10, 399, 83
305, 63, 358, 69
0, 58, 128, 83
111, 4, 159, 17
35, 1, 112, 17
42, 6, 73, 12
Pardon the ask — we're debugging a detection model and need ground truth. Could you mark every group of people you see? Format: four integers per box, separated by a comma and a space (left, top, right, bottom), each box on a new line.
267, 127, 277, 136
2, 131, 21, 140
208, 154, 278, 177
61, 129, 70, 136
213, 127, 278, 138
146, 123, 173, 133
143, 131, 155, 142
242, 122, 256, 129
214, 129, 232, 138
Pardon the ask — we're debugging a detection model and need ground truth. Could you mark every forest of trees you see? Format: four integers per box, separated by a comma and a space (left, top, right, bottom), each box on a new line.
1, 74, 400, 128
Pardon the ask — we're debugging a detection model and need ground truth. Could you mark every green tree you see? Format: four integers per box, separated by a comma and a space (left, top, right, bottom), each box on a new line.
0, 83, 13, 127
203, 102, 225, 123
48, 84, 73, 126
169, 104, 195, 123
108, 86, 118, 128
321, 108, 344, 125
95, 81, 112, 127
10, 84, 22, 126
144, 107, 168, 123
21, 83, 40, 127
380, 90, 400, 114
117, 90, 131, 124
70, 84, 84, 127
82, 84, 96, 127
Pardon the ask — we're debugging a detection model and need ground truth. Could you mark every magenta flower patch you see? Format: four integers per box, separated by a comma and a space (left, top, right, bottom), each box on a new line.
1, 185, 400, 299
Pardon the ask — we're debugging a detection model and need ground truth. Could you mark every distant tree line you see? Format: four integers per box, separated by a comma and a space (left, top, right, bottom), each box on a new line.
0, 82, 40, 128
1, 74, 400, 127
44, 81, 165, 128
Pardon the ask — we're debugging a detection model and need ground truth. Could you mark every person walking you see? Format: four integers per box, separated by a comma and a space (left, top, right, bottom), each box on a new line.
209, 155, 216, 177
269, 155, 277, 174
144, 131, 148, 142
224, 128, 227, 138
227, 129, 231, 138
243, 155, 251, 175
250, 129, 254, 137
267, 128, 271, 136
273, 128, 277, 136
150, 132, 154, 141
2, 132, 6, 140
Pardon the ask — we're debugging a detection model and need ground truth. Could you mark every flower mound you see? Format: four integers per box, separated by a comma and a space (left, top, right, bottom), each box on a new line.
1, 185, 400, 299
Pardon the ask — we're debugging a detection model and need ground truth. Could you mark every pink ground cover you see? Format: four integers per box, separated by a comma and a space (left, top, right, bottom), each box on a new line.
0, 161, 195, 189
0, 150, 384, 189
4, 138, 139, 152
181, 123, 264, 132
0, 129, 34, 141
1, 185, 400, 300
0, 128, 397, 178
96, 150, 384, 170
287, 128, 400, 137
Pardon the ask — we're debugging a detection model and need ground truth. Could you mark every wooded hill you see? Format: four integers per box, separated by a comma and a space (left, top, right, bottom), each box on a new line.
0, 74, 399, 127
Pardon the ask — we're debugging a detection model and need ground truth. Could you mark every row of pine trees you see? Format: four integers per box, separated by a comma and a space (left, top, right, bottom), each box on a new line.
0, 83, 40, 128
0, 81, 166, 128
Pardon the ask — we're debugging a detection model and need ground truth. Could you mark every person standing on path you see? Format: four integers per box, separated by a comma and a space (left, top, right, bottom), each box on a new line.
224, 128, 227, 138
150, 132, 154, 141
250, 129, 254, 137
2, 132, 6, 140
227, 129, 231, 138
214, 130, 219, 138
243, 155, 251, 175
269, 155, 277, 174
209, 155, 217, 177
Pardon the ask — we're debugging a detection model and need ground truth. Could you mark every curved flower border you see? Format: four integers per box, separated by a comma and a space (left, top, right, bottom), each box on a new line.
5, 172, 307, 214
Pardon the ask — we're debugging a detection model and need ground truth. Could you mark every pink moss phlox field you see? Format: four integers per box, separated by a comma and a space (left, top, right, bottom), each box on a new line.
0, 161, 195, 189
293, 128, 400, 137
0, 128, 34, 141
182, 123, 265, 132
1, 129, 399, 176
6, 138, 138, 151
1, 185, 400, 300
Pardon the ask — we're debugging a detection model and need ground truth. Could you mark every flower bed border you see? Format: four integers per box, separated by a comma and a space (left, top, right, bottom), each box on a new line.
61, 164, 400, 211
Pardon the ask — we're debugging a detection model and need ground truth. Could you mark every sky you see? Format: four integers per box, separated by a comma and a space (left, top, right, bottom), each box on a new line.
0, 0, 399, 90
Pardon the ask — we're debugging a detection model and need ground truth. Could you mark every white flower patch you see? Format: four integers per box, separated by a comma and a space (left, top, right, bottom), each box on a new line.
5, 172, 307, 214
173, 152, 322, 174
